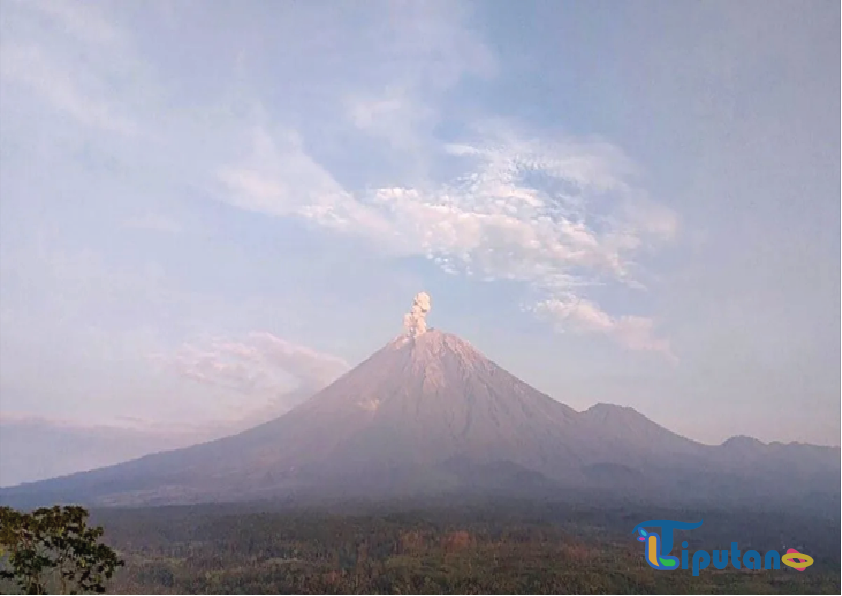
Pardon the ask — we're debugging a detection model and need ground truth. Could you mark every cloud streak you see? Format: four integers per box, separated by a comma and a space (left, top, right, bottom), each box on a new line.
0, 43, 140, 136
1, 0, 676, 359
165, 332, 351, 397
216, 124, 678, 355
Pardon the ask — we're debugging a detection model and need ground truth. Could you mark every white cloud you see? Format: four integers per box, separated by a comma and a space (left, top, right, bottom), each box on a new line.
216, 129, 343, 216
214, 124, 678, 355
165, 332, 350, 396
338, 1, 494, 176
347, 86, 434, 147
214, 127, 404, 245
0, 44, 140, 135
1, 0, 677, 358
531, 296, 674, 357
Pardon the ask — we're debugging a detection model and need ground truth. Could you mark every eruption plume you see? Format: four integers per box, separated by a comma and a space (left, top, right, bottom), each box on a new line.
403, 292, 432, 337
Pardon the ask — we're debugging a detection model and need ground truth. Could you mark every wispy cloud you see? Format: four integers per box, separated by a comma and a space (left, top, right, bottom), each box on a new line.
1, 0, 837, 455
124, 213, 182, 234
0, 44, 140, 135
12, 0, 123, 45
216, 124, 678, 356
216, 128, 354, 221
532, 297, 674, 357
0, 410, 195, 435
163, 332, 350, 397
340, 1, 494, 156
1, 0, 676, 359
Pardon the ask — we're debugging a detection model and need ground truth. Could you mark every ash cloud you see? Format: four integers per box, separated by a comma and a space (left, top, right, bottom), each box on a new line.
403, 292, 431, 337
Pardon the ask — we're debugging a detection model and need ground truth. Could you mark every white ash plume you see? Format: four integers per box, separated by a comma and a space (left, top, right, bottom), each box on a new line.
403, 292, 432, 337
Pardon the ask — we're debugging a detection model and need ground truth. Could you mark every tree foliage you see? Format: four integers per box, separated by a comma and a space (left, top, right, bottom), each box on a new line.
0, 505, 123, 595
94, 502, 840, 595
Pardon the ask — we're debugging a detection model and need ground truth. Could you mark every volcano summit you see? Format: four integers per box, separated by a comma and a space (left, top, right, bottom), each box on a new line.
1, 294, 838, 510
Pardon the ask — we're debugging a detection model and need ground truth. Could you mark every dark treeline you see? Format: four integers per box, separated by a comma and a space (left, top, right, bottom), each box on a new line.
89, 497, 839, 594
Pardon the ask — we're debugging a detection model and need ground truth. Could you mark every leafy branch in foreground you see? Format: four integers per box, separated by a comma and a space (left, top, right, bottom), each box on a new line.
0, 505, 123, 594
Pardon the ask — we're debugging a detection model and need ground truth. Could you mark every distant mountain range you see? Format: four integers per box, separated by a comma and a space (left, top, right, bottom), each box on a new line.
0, 387, 316, 487
2, 330, 838, 512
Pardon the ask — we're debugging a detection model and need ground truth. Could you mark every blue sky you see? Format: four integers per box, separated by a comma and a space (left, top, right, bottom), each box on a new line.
0, 0, 838, 481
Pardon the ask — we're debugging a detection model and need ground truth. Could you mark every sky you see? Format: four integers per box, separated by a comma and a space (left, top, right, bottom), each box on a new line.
0, 0, 839, 485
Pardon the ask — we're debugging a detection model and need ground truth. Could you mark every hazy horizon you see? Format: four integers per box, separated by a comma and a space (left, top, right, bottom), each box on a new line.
0, 0, 839, 487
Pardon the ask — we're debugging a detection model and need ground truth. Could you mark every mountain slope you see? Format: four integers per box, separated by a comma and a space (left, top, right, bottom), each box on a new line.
1, 331, 585, 505
576, 403, 708, 465
1, 330, 838, 510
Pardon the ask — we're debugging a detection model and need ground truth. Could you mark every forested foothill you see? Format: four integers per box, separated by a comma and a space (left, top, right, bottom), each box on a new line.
63, 496, 842, 594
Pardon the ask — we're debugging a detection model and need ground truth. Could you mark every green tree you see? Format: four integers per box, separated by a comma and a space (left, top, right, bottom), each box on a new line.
0, 505, 123, 594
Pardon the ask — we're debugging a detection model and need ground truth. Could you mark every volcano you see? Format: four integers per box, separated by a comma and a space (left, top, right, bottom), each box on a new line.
1, 297, 839, 510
